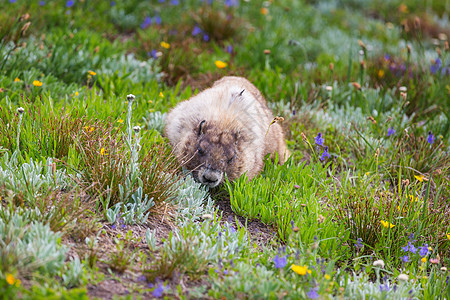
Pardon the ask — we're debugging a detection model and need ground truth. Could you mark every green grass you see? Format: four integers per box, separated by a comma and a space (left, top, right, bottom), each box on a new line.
0, 0, 449, 299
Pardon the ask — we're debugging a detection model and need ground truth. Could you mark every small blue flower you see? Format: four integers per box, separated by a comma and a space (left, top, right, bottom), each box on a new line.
66, 0, 74, 7
203, 34, 210, 42
137, 275, 146, 281
419, 244, 429, 257
140, 16, 152, 29
154, 15, 162, 25
379, 283, 389, 292
430, 58, 442, 74
39, 1, 46, 5
111, 224, 116, 229
315, 133, 324, 146
170, 0, 179, 5
320, 147, 330, 161
402, 255, 409, 263
401, 244, 409, 252
152, 282, 165, 298
225, 0, 238, 6
192, 25, 202, 36
110, 1, 116, 6
306, 288, 319, 299
9, 0, 17, 3
227, 45, 233, 54
387, 127, 395, 136
355, 238, 363, 250
427, 131, 435, 144
384, 54, 391, 61
409, 243, 417, 254
158, 0, 165, 2
149, 49, 158, 59
273, 255, 287, 269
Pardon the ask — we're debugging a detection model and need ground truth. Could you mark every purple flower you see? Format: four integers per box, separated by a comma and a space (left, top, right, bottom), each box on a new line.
419, 244, 429, 257
223, 269, 228, 275
273, 255, 287, 269
409, 243, 417, 254
430, 58, 442, 74
111, 224, 116, 229
203, 34, 210, 42
379, 283, 389, 292
192, 26, 202, 36
140, 16, 152, 29
137, 275, 146, 282
66, 0, 74, 7
110, 1, 116, 6
355, 238, 363, 250
225, 0, 238, 6
170, 0, 179, 5
306, 288, 319, 299
427, 131, 435, 144
152, 282, 165, 298
39, 1, 46, 5
158, 0, 165, 2
402, 255, 409, 263
227, 45, 233, 54
384, 54, 391, 61
149, 49, 158, 59
387, 127, 395, 136
320, 147, 330, 161
315, 133, 324, 146
9, 0, 17, 3
154, 15, 162, 25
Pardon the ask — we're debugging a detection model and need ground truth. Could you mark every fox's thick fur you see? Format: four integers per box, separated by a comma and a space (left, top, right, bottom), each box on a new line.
164, 76, 288, 187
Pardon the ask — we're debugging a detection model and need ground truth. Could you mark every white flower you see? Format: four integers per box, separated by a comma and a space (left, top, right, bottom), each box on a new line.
127, 94, 135, 102
373, 259, 385, 268
325, 86, 333, 91
202, 214, 213, 219
17, 107, 25, 114
441, 267, 447, 272
398, 274, 409, 281
399, 86, 407, 92
132, 126, 141, 133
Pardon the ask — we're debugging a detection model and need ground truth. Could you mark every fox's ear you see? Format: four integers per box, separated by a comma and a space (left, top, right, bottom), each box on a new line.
198, 120, 206, 136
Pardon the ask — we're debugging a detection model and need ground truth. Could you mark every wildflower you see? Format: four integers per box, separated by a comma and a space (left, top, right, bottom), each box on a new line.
430, 58, 442, 74
33, 80, 43, 87
314, 133, 324, 146
133, 126, 141, 133
100, 147, 108, 155
39, 1, 45, 5
170, 0, 179, 4
441, 267, 447, 271
414, 175, 425, 182
5, 273, 20, 287
351, 82, 361, 90
160, 41, 170, 49
110, 1, 115, 6
84, 126, 94, 132
325, 86, 333, 91
17, 107, 25, 114
398, 274, 409, 281
379, 283, 389, 292
203, 34, 210, 42
401, 255, 409, 263
427, 131, 435, 144
260, 7, 269, 15
88, 70, 96, 76
430, 257, 440, 264
355, 238, 363, 250
154, 15, 161, 26
320, 147, 330, 161
378, 69, 385, 78
447, 233, 450, 240
421, 257, 427, 263
373, 259, 385, 268
140, 16, 152, 29
127, 94, 135, 102
152, 282, 165, 298
159, 92, 164, 97
380, 220, 395, 228
227, 45, 233, 54
291, 264, 309, 275
399, 86, 407, 92
324, 274, 331, 280
215, 60, 228, 69
14, 77, 20, 82
306, 287, 319, 299
192, 25, 202, 36
74, 91, 79, 96
273, 255, 287, 269
419, 244, 429, 257
66, 0, 74, 7
294, 184, 300, 189
387, 127, 395, 136
225, 0, 238, 7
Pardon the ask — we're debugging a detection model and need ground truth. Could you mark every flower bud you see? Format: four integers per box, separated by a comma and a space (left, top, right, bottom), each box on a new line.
127, 94, 135, 102
133, 126, 141, 133
17, 107, 25, 114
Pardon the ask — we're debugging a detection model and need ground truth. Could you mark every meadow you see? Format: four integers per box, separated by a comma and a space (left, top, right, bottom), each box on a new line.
0, 0, 449, 299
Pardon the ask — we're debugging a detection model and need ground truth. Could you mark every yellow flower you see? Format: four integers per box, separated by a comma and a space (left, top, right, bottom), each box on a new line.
377, 69, 384, 78
6, 273, 15, 285
33, 80, 43, 87
84, 126, 95, 132
14, 77, 21, 82
88, 70, 97, 76
75, 91, 79, 96
159, 92, 164, 98
414, 175, 425, 182
291, 264, 308, 275
160, 41, 170, 49
100, 147, 108, 155
117, 119, 124, 124
215, 60, 228, 69
260, 7, 269, 15
324, 274, 331, 280
446, 233, 450, 240
421, 257, 427, 263
380, 220, 395, 228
